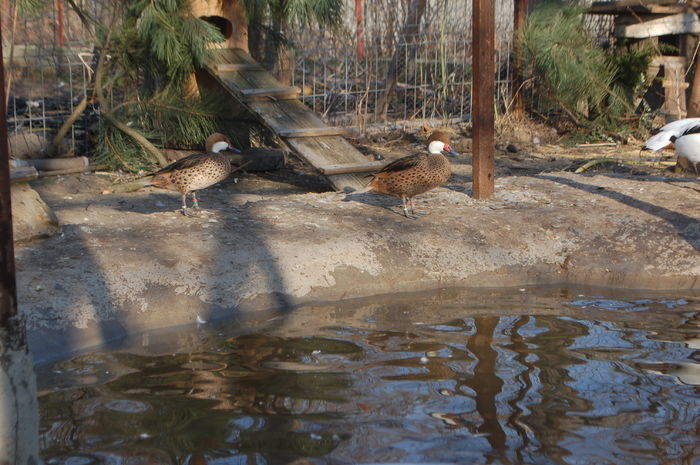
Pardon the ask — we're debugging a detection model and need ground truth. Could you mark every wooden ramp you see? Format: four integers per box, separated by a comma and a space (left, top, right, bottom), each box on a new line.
204, 48, 380, 192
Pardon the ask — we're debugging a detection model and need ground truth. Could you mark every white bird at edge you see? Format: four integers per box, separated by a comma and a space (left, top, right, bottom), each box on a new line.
643, 117, 700, 174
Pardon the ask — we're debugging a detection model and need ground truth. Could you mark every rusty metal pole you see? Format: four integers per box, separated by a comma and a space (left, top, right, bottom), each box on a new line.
512, 0, 528, 119
355, 0, 364, 59
471, 0, 495, 199
0, 17, 17, 327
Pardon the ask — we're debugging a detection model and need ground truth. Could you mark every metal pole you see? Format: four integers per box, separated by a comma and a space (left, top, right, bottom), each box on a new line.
0, 16, 18, 327
472, 0, 495, 199
512, 0, 527, 119
355, 0, 364, 59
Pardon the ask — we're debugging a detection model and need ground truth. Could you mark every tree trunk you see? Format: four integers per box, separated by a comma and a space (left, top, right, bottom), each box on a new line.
688, 35, 700, 116
374, 0, 427, 121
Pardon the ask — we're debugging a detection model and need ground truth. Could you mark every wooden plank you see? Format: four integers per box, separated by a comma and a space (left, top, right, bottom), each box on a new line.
320, 161, 386, 175
248, 100, 328, 134
615, 12, 700, 38
588, 0, 681, 14
472, 0, 495, 199
10, 166, 38, 183
203, 48, 370, 192
278, 127, 351, 138
216, 63, 264, 72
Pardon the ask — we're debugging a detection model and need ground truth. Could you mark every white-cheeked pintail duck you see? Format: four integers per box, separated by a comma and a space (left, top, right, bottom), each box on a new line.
366, 139, 459, 218
148, 132, 240, 216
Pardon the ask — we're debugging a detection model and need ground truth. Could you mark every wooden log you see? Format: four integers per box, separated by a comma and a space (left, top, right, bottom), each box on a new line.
615, 12, 700, 38
589, 0, 683, 15
10, 156, 89, 171
320, 161, 386, 175
37, 165, 103, 177
240, 87, 300, 102
10, 167, 38, 183
278, 127, 352, 138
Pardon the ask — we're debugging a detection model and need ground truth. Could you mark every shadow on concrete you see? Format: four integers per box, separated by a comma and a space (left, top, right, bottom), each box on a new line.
23, 177, 301, 363
536, 174, 700, 252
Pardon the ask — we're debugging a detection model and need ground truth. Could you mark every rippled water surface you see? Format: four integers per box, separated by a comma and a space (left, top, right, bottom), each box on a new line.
37, 287, 700, 464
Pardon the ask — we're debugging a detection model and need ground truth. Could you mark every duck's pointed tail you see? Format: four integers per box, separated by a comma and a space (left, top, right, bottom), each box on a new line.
643, 130, 674, 152
109, 176, 155, 193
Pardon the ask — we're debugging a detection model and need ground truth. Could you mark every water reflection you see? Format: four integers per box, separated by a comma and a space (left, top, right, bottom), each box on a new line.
38, 288, 700, 464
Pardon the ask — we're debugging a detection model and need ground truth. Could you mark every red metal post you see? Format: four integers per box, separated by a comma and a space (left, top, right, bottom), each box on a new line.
0, 19, 17, 326
57, 0, 65, 47
471, 0, 495, 199
512, 0, 527, 119
355, 0, 364, 59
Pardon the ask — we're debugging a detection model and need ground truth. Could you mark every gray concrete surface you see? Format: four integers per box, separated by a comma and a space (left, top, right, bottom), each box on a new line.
14, 171, 700, 362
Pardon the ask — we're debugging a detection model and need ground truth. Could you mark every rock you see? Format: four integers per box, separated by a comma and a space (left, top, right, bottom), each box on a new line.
11, 184, 60, 242
8, 132, 48, 159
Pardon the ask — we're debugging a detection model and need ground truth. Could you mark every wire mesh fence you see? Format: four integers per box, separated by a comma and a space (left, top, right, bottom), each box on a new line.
1, 0, 106, 156
2, 0, 521, 156
288, 0, 516, 127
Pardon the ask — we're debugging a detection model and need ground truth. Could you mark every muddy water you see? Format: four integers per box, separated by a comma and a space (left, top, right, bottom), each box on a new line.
37, 286, 700, 464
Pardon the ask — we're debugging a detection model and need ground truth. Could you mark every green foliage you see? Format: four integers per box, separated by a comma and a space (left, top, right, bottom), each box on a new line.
90, 0, 227, 170
243, 0, 344, 70
10, 0, 48, 16
521, 1, 655, 136
244, 0, 344, 29
121, 0, 225, 88
522, 2, 617, 117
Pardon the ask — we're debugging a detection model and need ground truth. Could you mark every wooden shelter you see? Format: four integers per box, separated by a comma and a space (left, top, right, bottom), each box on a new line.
189, 0, 378, 192
588, 0, 697, 120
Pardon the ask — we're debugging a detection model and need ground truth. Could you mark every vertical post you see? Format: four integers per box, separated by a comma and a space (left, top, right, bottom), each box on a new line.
355, 0, 364, 59
0, 19, 17, 327
512, 0, 527, 119
57, 0, 65, 47
472, 0, 495, 199
0, 13, 39, 465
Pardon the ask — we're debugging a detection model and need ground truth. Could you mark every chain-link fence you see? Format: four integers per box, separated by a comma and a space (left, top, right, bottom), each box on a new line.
289, 0, 516, 126
2, 0, 532, 155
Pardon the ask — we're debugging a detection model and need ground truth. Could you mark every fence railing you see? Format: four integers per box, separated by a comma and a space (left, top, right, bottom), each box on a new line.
2, 0, 519, 155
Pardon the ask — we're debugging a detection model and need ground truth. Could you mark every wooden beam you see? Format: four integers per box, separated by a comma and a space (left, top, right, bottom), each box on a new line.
615, 12, 700, 38
216, 63, 264, 72
240, 87, 300, 102
588, 0, 684, 15
319, 161, 386, 175
278, 127, 352, 138
0, 23, 17, 325
10, 167, 38, 183
472, 0, 495, 199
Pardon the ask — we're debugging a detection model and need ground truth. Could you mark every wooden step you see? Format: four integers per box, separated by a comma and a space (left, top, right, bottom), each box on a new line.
216, 63, 264, 72
319, 161, 386, 175
240, 87, 300, 102
278, 127, 352, 138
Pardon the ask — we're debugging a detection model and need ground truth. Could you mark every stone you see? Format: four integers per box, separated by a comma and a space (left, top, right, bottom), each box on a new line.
11, 183, 60, 242
8, 132, 48, 159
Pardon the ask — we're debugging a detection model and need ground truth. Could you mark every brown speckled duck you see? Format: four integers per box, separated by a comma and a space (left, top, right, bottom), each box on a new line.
366, 139, 459, 218
148, 133, 239, 216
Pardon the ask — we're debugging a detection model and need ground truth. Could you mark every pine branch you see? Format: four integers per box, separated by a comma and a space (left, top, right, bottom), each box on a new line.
94, 18, 169, 167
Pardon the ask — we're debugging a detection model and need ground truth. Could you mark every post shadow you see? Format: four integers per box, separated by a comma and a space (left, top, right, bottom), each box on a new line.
536, 174, 700, 252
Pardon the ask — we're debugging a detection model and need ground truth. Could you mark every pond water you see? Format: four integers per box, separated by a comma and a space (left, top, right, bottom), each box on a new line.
37, 286, 700, 465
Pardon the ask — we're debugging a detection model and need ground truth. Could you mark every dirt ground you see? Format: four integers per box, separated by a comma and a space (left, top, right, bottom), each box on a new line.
12, 119, 700, 361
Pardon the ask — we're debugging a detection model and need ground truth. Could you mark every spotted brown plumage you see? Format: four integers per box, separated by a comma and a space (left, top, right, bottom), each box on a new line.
148, 133, 239, 216
366, 139, 459, 218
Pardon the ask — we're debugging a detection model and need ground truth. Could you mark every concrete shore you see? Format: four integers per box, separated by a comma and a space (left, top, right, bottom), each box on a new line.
14, 171, 700, 362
